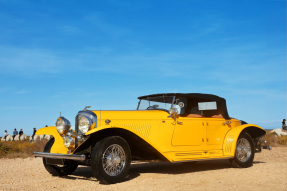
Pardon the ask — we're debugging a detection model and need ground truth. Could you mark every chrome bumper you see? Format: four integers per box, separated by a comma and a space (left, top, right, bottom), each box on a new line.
34, 152, 86, 161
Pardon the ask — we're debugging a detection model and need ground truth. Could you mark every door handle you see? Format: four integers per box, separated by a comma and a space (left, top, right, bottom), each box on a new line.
222, 121, 232, 125
177, 121, 183, 125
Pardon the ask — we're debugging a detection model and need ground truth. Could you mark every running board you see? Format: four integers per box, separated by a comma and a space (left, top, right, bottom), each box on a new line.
172, 156, 234, 163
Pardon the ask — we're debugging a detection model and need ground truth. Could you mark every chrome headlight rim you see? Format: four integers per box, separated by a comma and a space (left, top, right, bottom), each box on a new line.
79, 115, 93, 134
63, 136, 75, 149
55, 117, 71, 135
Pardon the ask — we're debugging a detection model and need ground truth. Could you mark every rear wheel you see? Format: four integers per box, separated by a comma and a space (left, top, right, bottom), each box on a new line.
91, 136, 131, 184
43, 138, 78, 176
229, 133, 254, 168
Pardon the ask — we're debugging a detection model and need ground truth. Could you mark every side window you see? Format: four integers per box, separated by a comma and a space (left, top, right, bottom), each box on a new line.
198, 101, 217, 111
197, 101, 223, 118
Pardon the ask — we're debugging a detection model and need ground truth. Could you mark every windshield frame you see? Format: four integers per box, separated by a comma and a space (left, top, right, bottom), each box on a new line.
137, 95, 176, 113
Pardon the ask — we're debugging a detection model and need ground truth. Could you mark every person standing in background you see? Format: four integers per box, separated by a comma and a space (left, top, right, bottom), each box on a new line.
12, 128, 18, 140
282, 119, 286, 132
4, 130, 8, 140
32, 128, 36, 140
19, 129, 23, 140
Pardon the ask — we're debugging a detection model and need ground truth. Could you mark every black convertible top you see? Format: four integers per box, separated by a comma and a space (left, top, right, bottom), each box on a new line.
138, 93, 230, 119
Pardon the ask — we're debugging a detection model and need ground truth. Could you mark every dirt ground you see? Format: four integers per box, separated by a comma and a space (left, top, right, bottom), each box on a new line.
0, 147, 286, 191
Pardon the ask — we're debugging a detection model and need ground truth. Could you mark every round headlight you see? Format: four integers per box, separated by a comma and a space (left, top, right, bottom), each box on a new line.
63, 136, 75, 148
56, 117, 71, 135
79, 116, 91, 134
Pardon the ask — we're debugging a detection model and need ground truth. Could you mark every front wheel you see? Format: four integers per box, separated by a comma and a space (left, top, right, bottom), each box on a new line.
229, 133, 255, 168
91, 136, 131, 184
43, 138, 78, 176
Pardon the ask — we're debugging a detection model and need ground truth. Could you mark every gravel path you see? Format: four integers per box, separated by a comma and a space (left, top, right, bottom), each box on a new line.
0, 147, 286, 191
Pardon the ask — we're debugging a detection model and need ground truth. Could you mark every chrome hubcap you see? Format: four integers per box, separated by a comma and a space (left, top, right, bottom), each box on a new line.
102, 144, 126, 176
236, 138, 251, 162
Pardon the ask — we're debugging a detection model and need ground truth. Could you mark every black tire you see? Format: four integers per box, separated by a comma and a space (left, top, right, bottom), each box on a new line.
229, 133, 255, 168
91, 136, 131, 184
43, 138, 78, 176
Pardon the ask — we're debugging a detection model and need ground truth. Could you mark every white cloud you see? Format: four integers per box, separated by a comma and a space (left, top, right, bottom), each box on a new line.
0, 46, 62, 76
83, 12, 132, 37
58, 25, 83, 35
15, 90, 27, 94
0, 88, 7, 94
262, 120, 282, 124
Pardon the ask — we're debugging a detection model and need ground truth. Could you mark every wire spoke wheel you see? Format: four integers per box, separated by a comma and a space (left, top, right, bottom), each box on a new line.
102, 144, 126, 176
236, 138, 251, 162
229, 133, 255, 168
91, 136, 131, 184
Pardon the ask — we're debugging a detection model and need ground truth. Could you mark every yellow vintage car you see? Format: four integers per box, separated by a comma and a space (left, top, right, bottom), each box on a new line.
34, 93, 271, 184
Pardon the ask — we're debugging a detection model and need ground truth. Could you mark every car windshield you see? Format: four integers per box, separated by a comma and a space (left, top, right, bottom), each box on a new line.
137, 96, 178, 112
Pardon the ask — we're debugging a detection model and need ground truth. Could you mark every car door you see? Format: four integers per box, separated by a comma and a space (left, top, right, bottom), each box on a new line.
171, 117, 205, 146
205, 118, 231, 149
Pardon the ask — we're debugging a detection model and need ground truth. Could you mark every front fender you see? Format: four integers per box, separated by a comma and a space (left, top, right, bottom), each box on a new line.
223, 124, 265, 156
36, 126, 68, 154
85, 125, 149, 141
84, 124, 171, 161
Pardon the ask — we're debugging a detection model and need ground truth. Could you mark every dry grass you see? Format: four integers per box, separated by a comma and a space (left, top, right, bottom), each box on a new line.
0, 139, 48, 159
262, 131, 287, 147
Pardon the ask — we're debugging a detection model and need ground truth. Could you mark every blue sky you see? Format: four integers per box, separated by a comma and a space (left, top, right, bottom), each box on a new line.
0, 0, 286, 135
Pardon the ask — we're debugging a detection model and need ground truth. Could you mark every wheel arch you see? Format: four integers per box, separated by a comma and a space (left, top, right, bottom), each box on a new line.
223, 124, 266, 156
74, 127, 169, 161
36, 126, 68, 154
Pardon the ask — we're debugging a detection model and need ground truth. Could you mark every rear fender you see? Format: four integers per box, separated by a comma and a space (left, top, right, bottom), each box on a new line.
223, 124, 266, 156
36, 126, 68, 154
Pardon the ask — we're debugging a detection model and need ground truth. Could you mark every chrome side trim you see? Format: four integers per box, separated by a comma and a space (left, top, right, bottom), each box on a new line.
34, 152, 86, 161
172, 156, 234, 163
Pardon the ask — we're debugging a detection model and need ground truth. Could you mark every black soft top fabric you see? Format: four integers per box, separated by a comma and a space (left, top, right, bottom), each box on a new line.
138, 93, 230, 119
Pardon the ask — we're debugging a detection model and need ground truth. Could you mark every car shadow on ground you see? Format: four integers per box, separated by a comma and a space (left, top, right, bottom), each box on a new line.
61, 159, 265, 183
253, 161, 266, 164
129, 160, 232, 175
62, 160, 231, 182
59, 166, 140, 184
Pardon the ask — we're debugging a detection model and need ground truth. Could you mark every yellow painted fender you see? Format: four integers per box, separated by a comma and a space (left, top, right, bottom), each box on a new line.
223, 124, 265, 156
36, 126, 68, 154
85, 125, 172, 162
